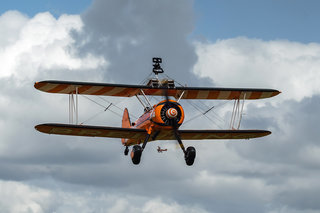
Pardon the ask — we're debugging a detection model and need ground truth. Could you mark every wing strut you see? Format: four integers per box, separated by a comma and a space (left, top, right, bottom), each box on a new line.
140, 89, 152, 108
69, 87, 79, 124
230, 93, 246, 130
177, 90, 185, 102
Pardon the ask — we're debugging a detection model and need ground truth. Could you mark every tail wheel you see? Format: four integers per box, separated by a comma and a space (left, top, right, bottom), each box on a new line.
131, 145, 142, 165
185, 146, 196, 166
124, 146, 129, 156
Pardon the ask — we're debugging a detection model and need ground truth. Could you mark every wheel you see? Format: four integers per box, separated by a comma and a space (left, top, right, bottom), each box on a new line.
131, 145, 142, 165
124, 146, 129, 156
185, 146, 196, 166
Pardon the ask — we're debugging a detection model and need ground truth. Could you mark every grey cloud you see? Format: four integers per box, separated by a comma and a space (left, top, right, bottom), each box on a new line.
72, 0, 213, 86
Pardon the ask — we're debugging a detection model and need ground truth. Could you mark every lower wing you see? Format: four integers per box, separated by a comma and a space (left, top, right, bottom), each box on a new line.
36, 123, 270, 141
35, 123, 148, 140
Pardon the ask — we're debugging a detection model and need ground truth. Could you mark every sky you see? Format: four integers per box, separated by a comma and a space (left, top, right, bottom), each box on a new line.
1, 0, 320, 213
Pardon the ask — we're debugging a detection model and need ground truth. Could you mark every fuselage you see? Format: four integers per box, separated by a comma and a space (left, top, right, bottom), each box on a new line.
124, 99, 184, 145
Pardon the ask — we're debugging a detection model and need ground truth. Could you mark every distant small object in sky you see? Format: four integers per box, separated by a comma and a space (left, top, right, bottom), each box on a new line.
157, 146, 168, 153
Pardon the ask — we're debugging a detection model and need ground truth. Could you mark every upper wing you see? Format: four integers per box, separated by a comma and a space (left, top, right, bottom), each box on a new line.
34, 80, 280, 100
35, 123, 270, 141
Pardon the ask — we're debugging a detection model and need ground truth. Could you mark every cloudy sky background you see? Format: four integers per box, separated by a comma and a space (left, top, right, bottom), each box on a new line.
0, 0, 320, 212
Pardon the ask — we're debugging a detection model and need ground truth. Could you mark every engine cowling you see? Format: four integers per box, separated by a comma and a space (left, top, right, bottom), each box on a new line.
151, 100, 184, 128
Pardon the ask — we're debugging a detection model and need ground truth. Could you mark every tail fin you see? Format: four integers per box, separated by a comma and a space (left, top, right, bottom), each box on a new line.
121, 108, 131, 145
122, 108, 131, 128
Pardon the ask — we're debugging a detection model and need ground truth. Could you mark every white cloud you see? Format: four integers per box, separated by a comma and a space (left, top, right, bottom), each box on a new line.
0, 180, 209, 213
0, 11, 28, 48
0, 10, 109, 158
142, 198, 209, 213
0, 180, 52, 213
193, 37, 320, 102
0, 11, 107, 81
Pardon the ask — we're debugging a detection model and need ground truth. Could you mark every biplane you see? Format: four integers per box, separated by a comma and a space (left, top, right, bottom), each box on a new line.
34, 58, 280, 166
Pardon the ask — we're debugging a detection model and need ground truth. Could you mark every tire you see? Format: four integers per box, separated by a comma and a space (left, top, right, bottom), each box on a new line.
124, 147, 129, 156
131, 145, 142, 165
185, 146, 196, 166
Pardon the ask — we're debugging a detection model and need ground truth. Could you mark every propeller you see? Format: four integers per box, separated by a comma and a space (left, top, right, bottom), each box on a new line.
163, 88, 186, 154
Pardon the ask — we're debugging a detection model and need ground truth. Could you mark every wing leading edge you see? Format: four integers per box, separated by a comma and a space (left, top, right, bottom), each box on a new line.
35, 123, 270, 141
34, 80, 280, 100
35, 123, 148, 140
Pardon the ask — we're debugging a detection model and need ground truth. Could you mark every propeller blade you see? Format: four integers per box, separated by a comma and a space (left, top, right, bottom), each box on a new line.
164, 88, 169, 103
162, 87, 183, 151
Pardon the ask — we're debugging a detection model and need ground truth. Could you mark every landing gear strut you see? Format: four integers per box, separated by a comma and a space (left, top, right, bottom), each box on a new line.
174, 130, 196, 166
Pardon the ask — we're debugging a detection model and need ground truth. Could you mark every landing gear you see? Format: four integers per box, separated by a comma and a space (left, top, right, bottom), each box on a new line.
173, 130, 196, 166
185, 146, 196, 166
130, 134, 151, 165
124, 146, 129, 156
126, 132, 196, 166
131, 145, 142, 165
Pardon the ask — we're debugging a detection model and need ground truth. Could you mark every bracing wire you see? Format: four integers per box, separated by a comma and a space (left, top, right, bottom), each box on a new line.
183, 99, 232, 129
139, 72, 154, 85
81, 95, 123, 117
78, 95, 141, 125
97, 96, 138, 120
163, 73, 185, 87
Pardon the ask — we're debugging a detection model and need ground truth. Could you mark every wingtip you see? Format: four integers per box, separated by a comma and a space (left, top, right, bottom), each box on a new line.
271, 90, 281, 98
34, 124, 42, 131
34, 81, 42, 90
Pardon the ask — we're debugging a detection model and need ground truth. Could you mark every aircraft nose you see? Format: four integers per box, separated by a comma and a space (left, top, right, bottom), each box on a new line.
166, 108, 178, 119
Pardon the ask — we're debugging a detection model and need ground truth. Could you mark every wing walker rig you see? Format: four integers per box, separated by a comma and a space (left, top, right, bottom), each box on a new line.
34, 58, 281, 166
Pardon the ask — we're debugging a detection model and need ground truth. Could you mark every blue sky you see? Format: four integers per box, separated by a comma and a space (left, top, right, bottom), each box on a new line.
1, 0, 320, 43
194, 0, 320, 43
0, 0, 92, 17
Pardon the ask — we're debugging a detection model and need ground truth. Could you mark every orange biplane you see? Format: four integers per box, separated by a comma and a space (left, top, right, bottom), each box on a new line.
34, 58, 280, 166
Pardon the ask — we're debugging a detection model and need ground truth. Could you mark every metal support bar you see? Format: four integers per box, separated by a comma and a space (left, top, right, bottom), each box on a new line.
174, 130, 186, 155
142, 134, 151, 150
68, 87, 79, 125
237, 93, 246, 129
230, 99, 238, 129
140, 89, 152, 108
151, 131, 160, 141
230, 93, 246, 130
76, 86, 78, 125
69, 93, 75, 124
177, 90, 185, 102
69, 94, 72, 123
135, 95, 146, 108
